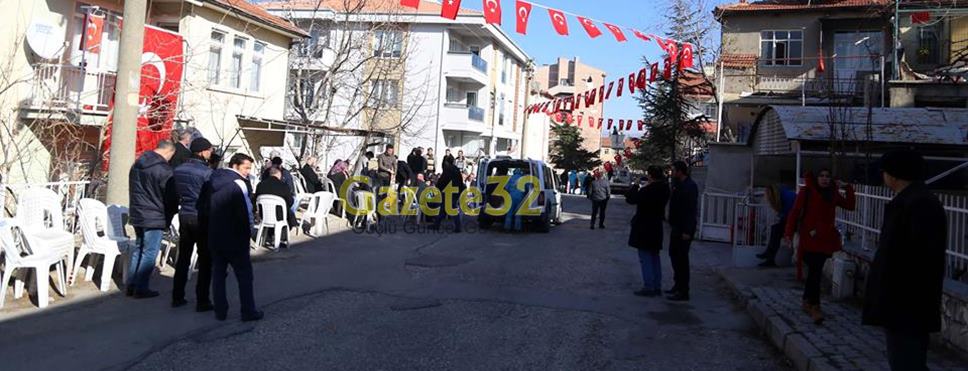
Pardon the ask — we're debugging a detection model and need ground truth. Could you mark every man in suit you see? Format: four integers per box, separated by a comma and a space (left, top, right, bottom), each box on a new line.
172, 137, 214, 310
199, 153, 263, 322
169, 129, 193, 168
666, 161, 698, 302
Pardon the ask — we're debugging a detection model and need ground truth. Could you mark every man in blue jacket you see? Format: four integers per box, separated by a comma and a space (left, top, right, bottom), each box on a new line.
171, 137, 214, 310
666, 161, 698, 302
127, 140, 178, 299
199, 153, 263, 322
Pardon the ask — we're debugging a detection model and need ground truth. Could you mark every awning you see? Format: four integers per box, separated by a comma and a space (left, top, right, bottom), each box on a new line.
234, 115, 393, 160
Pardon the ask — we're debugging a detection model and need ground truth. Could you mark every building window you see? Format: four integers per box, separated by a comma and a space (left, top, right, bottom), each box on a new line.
303, 27, 329, 58
498, 93, 505, 126
466, 91, 478, 107
760, 30, 803, 66
370, 79, 399, 107
918, 24, 940, 64
230, 37, 245, 88
373, 30, 402, 58
209, 32, 224, 85
250, 42, 264, 92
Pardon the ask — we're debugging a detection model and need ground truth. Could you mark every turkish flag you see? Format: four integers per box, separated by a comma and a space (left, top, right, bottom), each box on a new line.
400, 0, 420, 8
663, 57, 672, 80
603, 23, 626, 42
650, 63, 659, 82
577, 17, 602, 39
482, 0, 502, 24
911, 11, 931, 24
548, 8, 568, 36
632, 30, 651, 42
515, 1, 532, 34
85, 14, 105, 54
636, 68, 648, 89
441, 0, 461, 20
680, 43, 695, 69
817, 48, 826, 73
657, 38, 679, 59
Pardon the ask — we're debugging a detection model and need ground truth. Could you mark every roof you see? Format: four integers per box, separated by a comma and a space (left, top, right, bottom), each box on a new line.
260, 0, 481, 16
715, 0, 890, 16
680, 70, 715, 98
208, 0, 307, 36
719, 53, 758, 68
753, 106, 968, 154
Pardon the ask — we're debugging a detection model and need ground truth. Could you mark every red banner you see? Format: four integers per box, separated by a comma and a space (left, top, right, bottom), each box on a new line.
102, 26, 184, 169
85, 15, 105, 54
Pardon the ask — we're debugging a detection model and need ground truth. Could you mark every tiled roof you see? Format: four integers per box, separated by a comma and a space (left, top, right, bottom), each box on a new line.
680, 70, 715, 98
209, 0, 307, 36
716, 0, 890, 15
719, 53, 759, 68
260, 0, 482, 16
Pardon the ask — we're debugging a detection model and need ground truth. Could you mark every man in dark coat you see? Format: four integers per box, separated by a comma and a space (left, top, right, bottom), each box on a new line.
627, 167, 670, 297
256, 167, 298, 233
172, 138, 215, 310
396, 160, 413, 188
198, 153, 263, 322
299, 156, 323, 194
863, 150, 946, 370
169, 129, 193, 168
407, 147, 427, 182
261, 157, 295, 196
127, 140, 179, 298
666, 161, 698, 301
432, 157, 466, 233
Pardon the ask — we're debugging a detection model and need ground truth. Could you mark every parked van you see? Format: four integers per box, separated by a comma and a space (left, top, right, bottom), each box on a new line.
475, 157, 561, 232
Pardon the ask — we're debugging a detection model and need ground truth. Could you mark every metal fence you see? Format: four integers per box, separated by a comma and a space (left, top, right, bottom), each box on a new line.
698, 191, 747, 242
28, 63, 116, 114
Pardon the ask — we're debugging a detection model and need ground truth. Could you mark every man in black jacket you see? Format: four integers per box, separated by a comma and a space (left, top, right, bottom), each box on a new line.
199, 153, 263, 322
432, 157, 465, 233
666, 161, 698, 301
863, 150, 946, 371
407, 147, 427, 182
299, 156, 324, 193
127, 140, 178, 298
171, 138, 214, 310
256, 167, 298, 232
169, 129, 193, 168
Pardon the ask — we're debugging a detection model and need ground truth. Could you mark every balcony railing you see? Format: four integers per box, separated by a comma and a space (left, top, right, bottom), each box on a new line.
752, 75, 880, 98
471, 54, 487, 73
469, 106, 485, 121
26, 63, 116, 115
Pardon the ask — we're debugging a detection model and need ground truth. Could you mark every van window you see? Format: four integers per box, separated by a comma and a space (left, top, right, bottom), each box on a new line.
543, 166, 554, 190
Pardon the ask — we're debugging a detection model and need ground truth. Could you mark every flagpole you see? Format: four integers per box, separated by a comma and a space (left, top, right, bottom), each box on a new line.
716, 60, 724, 143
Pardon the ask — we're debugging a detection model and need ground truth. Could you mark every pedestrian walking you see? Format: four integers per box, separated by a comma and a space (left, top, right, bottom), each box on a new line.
433, 156, 465, 232
627, 166, 670, 297
568, 170, 578, 194
757, 184, 796, 267
666, 161, 698, 302
199, 153, 263, 322
299, 156, 323, 194
862, 150, 946, 371
171, 138, 214, 311
425, 148, 436, 176
588, 169, 610, 229
127, 140, 179, 299
169, 129, 193, 168
783, 168, 856, 324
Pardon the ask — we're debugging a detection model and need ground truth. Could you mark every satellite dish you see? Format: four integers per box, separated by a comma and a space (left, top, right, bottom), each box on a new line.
25, 19, 65, 60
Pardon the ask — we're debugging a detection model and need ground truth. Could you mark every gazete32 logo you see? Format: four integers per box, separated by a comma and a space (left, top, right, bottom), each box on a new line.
339, 175, 545, 218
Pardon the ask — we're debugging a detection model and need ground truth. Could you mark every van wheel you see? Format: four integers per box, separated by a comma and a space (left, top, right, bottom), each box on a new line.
535, 215, 551, 233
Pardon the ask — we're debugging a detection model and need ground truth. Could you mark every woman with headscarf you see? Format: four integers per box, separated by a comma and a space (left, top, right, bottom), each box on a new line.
784, 169, 856, 324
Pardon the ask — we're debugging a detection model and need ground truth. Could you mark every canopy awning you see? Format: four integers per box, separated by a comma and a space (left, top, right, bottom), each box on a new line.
234, 115, 393, 161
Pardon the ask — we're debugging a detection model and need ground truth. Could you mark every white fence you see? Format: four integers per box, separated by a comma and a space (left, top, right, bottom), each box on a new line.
703, 186, 968, 282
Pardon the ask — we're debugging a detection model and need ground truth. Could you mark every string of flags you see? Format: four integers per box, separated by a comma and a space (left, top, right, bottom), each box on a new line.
548, 111, 648, 132
399, 0, 696, 50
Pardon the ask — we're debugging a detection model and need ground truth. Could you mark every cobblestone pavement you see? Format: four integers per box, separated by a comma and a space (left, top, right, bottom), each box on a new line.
720, 268, 968, 371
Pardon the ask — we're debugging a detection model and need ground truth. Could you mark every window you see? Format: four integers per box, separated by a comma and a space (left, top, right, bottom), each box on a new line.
370, 79, 399, 107
498, 93, 505, 126
760, 30, 803, 66
303, 27, 329, 58
373, 30, 402, 58
500, 55, 507, 84
446, 86, 462, 104
918, 25, 940, 64
250, 42, 264, 92
466, 91, 478, 107
230, 37, 245, 88
209, 32, 224, 84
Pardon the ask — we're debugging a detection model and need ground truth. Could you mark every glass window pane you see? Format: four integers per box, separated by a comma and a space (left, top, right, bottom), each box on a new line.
790, 31, 802, 40
789, 41, 802, 58
775, 31, 788, 40
775, 42, 787, 65
761, 41, 773, 64
761, 31, 772, 40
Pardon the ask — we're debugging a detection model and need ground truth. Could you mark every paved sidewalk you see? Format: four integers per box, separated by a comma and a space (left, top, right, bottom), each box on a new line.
718, 265, 967, 371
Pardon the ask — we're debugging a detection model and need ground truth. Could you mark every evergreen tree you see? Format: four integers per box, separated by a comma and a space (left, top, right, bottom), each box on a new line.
549, 124, 601, 173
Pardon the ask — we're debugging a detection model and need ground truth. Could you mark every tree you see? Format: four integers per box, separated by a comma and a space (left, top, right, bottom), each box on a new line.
549, 123, 601, 173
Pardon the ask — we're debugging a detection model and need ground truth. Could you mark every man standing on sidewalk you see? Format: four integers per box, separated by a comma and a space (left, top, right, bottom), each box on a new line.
666, 161, 698, 302
863, 150, 946, 371
171, 138, 214, 311
127, 140, 179, 299
200, 153, 263, 322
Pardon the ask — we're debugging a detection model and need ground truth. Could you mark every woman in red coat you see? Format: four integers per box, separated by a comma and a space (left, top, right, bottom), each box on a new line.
784, 169, 856, 324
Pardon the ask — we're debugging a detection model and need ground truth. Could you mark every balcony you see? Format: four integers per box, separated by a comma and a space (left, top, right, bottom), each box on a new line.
441, 103, 486, 133
444, 52, 488, 87
292, 47, 337, 71
744, 75, 880, 103
22, 63, 116, 121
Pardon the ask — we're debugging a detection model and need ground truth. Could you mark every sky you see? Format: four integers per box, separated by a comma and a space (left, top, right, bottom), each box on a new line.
458, 0, 729, 135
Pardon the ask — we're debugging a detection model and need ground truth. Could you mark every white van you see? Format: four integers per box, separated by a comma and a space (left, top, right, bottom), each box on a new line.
475, 157, 562, 232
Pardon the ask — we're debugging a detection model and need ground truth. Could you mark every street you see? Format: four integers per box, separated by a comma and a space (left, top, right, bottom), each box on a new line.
0, 195, 788, 370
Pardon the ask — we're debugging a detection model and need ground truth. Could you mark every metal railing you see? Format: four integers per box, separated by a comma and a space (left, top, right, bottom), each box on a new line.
471, 54, 487, 73
26, 63, 116, 114
468, 106, 485, 122
698, 191, 747, 242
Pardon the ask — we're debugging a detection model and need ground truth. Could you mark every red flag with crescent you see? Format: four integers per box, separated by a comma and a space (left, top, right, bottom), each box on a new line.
86, 15, 105, 54
482, 0, 502, 25
441, 0, 462, 20
548, 8, 569, 36
577, 16, 602, 39
400, 0, 420, 8
680, 43, 695, 69
603, 23, 626, 42
515, 1, 532, 34
632, 30, 651, 42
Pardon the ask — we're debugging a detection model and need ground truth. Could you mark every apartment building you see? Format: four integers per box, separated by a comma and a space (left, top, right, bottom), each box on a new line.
263, 0, 532, 169
1, 0, 305, 183
532, 57, 606, 153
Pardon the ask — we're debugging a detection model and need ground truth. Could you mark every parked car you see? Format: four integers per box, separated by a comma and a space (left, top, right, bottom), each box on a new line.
609, 167, 634, 194
475, 157, 561, 232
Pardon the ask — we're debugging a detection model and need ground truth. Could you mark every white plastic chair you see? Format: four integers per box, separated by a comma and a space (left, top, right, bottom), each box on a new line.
74, 199, 129, 292
158, 214, 179, 270
302, 192, 336, 237
322, 178, 347, 220
106, 205, 133, 283
16, 188, 74, 287
353, 191, 378, 230
255, 195, 289, 250
293, 174, 311, 211
0, 219, 67, 309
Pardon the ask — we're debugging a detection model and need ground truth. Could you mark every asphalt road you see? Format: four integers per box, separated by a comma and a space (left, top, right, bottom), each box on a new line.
0, 194, 789, 370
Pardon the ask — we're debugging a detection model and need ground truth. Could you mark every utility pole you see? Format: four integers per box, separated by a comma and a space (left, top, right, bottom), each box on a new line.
104, 0, 147, 205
